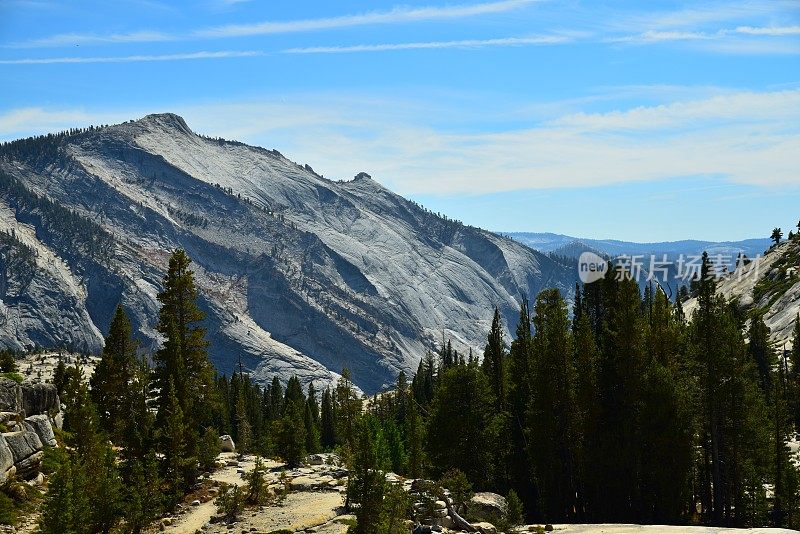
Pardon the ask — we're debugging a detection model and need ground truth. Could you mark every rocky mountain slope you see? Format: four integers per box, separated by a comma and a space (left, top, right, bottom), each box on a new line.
683, 236, 800, 349
0, 114, 574, 393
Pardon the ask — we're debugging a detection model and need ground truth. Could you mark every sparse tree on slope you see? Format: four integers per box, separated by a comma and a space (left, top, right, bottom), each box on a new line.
772, 228, 783, 246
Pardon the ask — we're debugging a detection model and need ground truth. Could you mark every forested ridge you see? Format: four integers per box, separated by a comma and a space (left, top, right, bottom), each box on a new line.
6, 235, 799, 532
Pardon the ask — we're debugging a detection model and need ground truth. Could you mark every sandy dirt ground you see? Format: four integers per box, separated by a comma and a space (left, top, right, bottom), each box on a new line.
155, 452, 349, 534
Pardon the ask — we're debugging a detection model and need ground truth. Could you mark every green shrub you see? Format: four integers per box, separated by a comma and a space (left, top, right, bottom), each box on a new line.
0, 351, 17, 374
0, 373, 23, 384
504, 489, 524, 529
216, 483, 244, 524
439, 468, 473, 513
0, 491, 18, 525
198, 427, 220, 472
245, 457, 268, 504
41, 447, 68, 475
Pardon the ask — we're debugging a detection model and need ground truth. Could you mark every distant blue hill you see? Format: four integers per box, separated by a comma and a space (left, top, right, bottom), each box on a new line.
506, 232, 771, 261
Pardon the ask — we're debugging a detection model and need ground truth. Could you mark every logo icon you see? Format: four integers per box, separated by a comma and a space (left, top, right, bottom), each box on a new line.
578, 252, 607, 284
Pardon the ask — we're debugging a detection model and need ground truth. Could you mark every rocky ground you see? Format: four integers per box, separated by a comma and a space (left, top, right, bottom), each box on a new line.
14, 351, 99, 384
150, 452, 351, 534
139, 450, 800, 534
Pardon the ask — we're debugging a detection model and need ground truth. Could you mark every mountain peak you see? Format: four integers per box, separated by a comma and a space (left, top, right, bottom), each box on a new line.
136, 113, 192, 135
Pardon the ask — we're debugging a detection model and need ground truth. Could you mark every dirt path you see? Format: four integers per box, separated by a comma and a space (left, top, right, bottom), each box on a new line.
156, 452, 349, 534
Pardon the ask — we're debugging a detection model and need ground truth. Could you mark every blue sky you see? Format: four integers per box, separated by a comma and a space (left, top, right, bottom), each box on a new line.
1, 0, 798, 242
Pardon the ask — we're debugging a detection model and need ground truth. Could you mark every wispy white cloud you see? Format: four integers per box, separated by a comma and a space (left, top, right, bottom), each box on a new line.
0, 50, 262, 65
195, 0, 537, 38
733, 25, 800, 36
609, 25, 800, 54
612, 1, 795, 32
7, 30, 177, 48
284, 35, 568, 54
611, 30, 712, 43
8, 0, 539, 47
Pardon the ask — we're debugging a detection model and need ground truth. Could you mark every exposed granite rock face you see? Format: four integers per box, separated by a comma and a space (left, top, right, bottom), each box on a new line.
683, 239, 800, 349
0, 379, 23, 414
0, 381, 60, 481
469, 492, 507, 523
219, 434, 235, 453
21, 382, 60, 416
0, 435, 15, 484
4, 430, 44, 479
24, 414, 57, 447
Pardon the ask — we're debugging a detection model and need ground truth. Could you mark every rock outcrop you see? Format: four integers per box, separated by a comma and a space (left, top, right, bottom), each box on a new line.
4, 430, 43, 479
24, 414, 57, 447
683, 238, 800, 348
219, 435, 235, 453
0, 379, 61, 480
469, 492, 507, 523
0, 434, 15, 484
0, 379, 23, 414
21, 382, 60, 416
0, 379, 60, 418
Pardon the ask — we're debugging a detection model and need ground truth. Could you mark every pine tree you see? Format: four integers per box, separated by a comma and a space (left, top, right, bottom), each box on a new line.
394, 371, 409, 430
481, 307, 507, 411
527, 288, 577, 522
572, 306, 600, 520
53, 356, 67, 397
507, 299, 535, 509
411, 351, 437, 408
405, 400, 425, 478
384, 419, 407, 474
748, 315, 776, 396
690, 253, 771, 525
336, 368, 362, 448
592, 273, 645, 521
347, 418, 389, 534
91, 304, 138, 443
235, 390, 252, 455
123, 456, 162, 534
153, 249, 216, 479
321, 387, 336, 449
275, 412, 306, 466
117, 357, 155, 464
638, 288, 693, 523
62, 368, 103, 460
427, 361, 496, 485
773, 348, 799, 527
39, 456, 89, 534
790, 315, 800, 428
283, 376, 305, 415
161, 378, 189, 506
304, 401, 321, 453
772, 228, 783, 245
269, 375, 284, 418
86, 446, 124, 534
